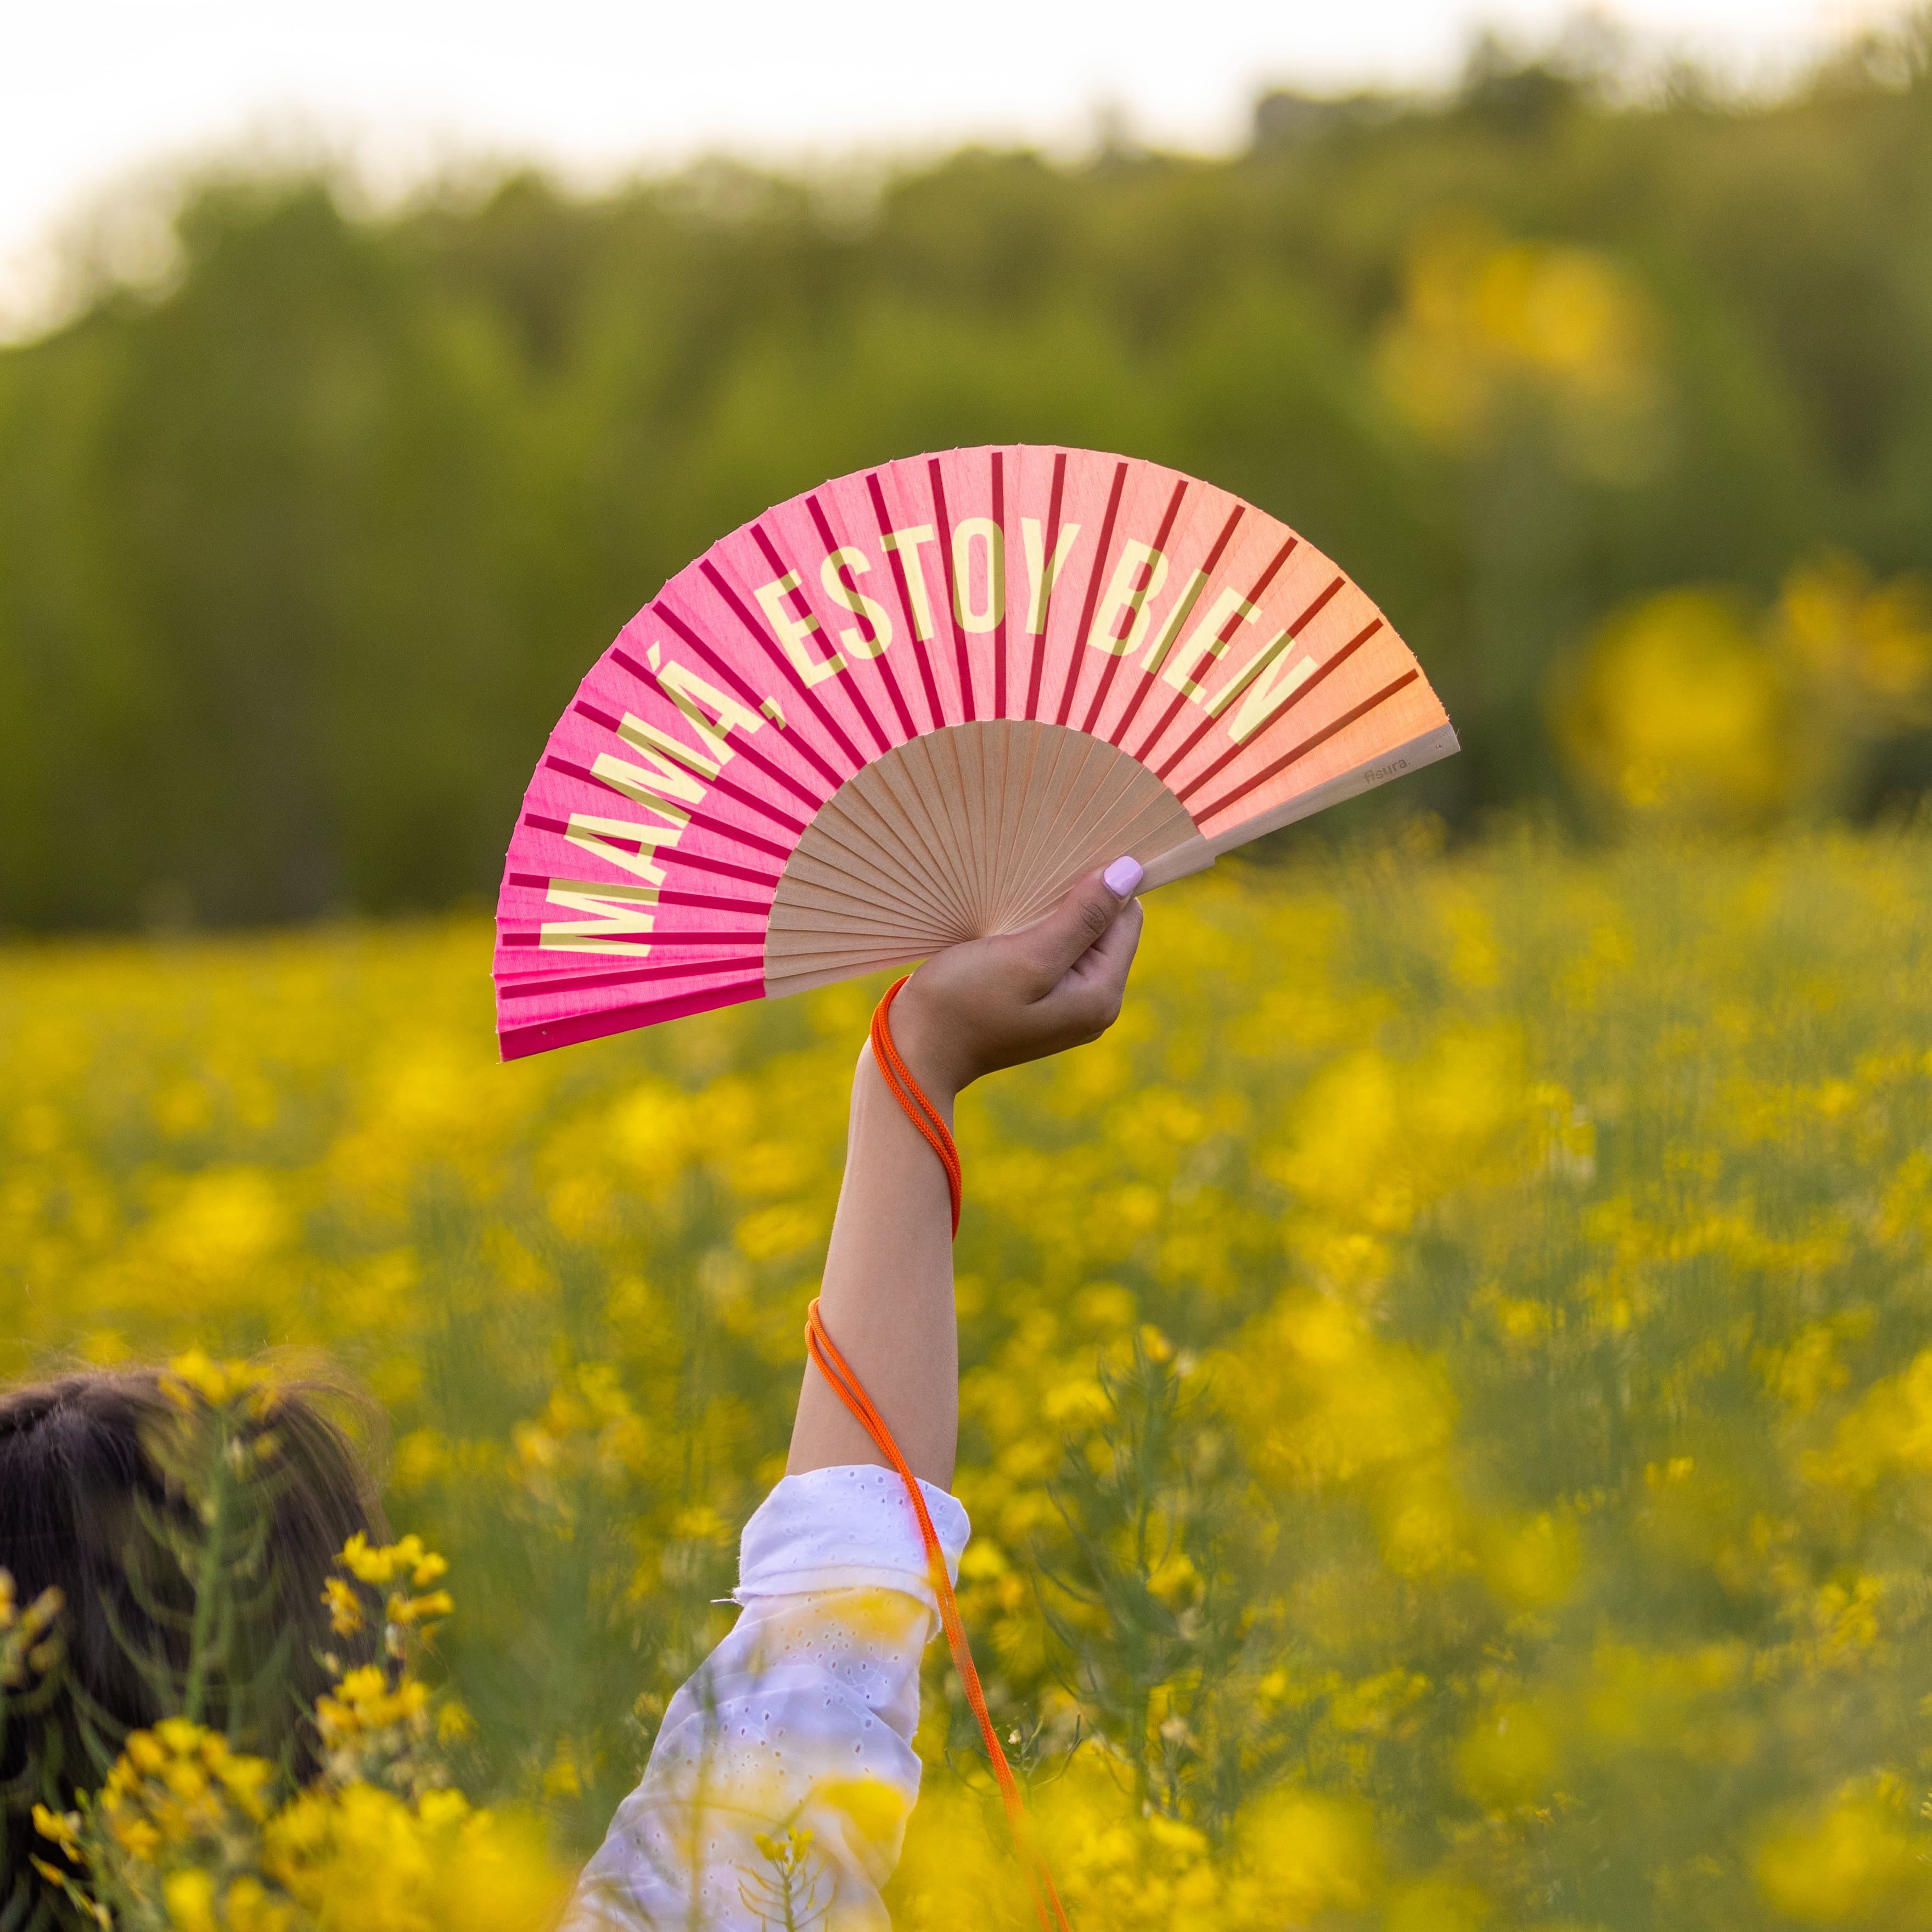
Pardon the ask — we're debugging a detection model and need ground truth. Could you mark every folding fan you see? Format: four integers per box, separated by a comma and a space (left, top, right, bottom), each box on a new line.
494, 445, 1458, 1058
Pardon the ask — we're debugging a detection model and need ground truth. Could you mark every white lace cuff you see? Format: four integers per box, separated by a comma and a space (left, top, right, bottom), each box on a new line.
734, 1463, 971, 1613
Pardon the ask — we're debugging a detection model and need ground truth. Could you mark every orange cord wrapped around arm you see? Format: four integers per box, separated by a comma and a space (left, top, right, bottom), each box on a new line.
801, 975, 1070, 1932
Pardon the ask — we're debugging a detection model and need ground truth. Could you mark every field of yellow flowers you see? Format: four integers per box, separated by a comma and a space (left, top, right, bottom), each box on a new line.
7, 824, 1932, 1930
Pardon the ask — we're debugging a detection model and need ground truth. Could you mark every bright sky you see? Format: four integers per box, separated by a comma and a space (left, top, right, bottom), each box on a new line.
2, 0, 1907, 334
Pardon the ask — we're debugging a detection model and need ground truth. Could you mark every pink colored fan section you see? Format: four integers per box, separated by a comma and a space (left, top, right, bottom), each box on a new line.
493, 445, 1452, 1059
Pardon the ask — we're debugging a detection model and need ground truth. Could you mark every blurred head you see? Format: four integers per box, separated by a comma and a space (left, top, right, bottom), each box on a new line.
0, 1363, 387, 1883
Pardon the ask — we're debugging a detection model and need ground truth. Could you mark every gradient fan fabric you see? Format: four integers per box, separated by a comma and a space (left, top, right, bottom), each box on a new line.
494, 445, 1457, 1058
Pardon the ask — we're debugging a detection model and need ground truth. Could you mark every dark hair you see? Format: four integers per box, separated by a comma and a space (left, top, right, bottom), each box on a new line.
0, 1362, 388, 1904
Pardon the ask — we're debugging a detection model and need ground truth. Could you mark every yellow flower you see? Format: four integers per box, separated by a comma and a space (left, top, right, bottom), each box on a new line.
223, 1877, 295, 1932
1757, 1784, 1928, 1922
31, 1802, 82, 1863
263, 1783, 569, 1931
386, 1587, 454, 1627
109, 1814, 164, 1861
416, 1789, 470, 1829
316, 1665, 431, 1744
214, 1747, 276, 1820
337, 1531, 450, 1591
162, 1868, 217, 1932
161, 1347, 270, 1410
322, 1576, 365, 1637
435, 1699, 477, 1745
407, 1551, 448, 1589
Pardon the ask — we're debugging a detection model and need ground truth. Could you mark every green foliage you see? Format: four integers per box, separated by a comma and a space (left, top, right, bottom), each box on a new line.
1034, 1334, 1251, 1829
3, 36, 1932, 928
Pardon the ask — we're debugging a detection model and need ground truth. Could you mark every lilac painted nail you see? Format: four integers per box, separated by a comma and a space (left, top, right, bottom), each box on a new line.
1103, 855, 1144, 897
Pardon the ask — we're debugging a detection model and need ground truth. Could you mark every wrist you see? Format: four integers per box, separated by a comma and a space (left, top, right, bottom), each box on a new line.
883, 980, 968, 1104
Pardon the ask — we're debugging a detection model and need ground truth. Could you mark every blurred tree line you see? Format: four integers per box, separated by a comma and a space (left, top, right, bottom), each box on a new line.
2, 21, 1930, 930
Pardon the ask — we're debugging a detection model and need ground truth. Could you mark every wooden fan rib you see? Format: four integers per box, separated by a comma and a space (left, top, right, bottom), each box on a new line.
999, 735, 1153, 928
763, 949, 928, 1001
777, 829, 952, 929
989, 728, 1094, 929
762, 930, 933, 974
979, 706, 1015, 924
763, 924, 935, 965
768, 913, 963, 961
843, 751, 976, 929
940, 722, 995, 929
981, 715, 1020, 925
905, 726, 973, 925
766, 834, 964, 928
880, 733, 982, 930
800, 784, 964, 928
1000, 788, 1198, 931
767, 914, 961, 960
1080, 778, 1201, 864
984, 718, 1046, 934
985, 725, 1092, 929
1060, 742, 1189, 868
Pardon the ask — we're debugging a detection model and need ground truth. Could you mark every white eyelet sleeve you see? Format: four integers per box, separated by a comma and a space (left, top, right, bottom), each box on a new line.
561, 1465, 971, 1931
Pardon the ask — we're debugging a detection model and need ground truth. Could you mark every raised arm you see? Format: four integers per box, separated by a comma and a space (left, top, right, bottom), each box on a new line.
565, 858, 1144, 1932
787, 855, 1147, 1486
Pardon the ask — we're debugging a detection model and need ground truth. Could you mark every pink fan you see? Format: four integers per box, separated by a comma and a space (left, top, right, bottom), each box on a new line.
494, 446, 1457, 1058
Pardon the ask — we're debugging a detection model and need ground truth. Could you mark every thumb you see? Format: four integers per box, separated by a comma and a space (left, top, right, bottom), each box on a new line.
1020, 856, 1144, 986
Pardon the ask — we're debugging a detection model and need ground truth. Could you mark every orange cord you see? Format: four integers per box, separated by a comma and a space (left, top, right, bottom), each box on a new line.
799, 979, 1071, 1932
869, 975, 963, 1237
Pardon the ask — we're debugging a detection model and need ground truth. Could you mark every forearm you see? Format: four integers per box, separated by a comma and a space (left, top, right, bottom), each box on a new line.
786, 1041, 959, 1487
784, 860, 1142, 1490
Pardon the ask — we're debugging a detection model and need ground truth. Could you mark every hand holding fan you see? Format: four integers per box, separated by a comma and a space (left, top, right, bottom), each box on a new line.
494, 445, 1457, 1058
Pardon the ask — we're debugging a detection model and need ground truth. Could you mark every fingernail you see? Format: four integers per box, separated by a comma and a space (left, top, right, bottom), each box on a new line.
1103, 855, 1144, 897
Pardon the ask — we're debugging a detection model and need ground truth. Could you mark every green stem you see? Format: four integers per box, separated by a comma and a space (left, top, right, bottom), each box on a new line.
182, 1416, 231, 1727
